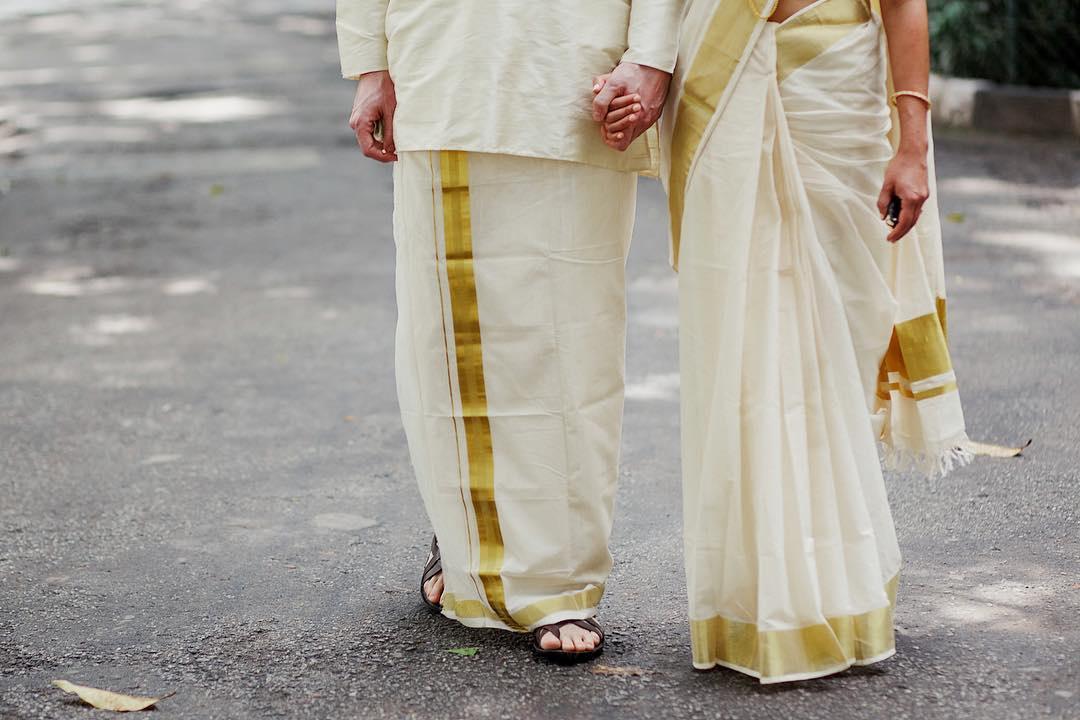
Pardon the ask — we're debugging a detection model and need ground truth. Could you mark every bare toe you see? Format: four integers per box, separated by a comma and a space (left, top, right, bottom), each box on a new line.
540, 631, 562, 651
424, 574, 444, 604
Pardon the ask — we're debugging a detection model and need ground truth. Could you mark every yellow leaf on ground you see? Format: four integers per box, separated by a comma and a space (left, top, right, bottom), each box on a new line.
969, 439, 1032, 458
590, 665, 649, 677
51, 680, 174, 712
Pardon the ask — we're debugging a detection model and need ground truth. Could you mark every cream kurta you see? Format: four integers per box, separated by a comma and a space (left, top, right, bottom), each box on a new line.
336, 0, 682, 170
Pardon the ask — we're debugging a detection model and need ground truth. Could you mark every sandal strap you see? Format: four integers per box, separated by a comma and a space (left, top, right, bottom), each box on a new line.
568, 617, 604, 642
534, 624, 562, 643
422, 537, 442, 584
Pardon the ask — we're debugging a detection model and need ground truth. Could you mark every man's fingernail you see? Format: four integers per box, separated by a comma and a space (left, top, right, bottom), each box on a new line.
634, 104, 642, 111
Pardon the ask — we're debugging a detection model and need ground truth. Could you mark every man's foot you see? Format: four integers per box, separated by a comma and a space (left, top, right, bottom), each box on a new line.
532, 618, 605, 663
423, 569, 444, 606
420, 536, 443, 611
538, 622, 601, 653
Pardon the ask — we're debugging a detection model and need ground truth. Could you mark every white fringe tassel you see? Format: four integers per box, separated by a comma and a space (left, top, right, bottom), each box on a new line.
881, 433, 974, 480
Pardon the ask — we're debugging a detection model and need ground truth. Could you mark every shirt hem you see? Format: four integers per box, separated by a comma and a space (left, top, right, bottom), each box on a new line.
392, 142, 653, 174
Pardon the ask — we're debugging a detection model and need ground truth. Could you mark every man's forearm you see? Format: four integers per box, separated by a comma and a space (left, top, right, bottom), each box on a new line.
336, 0, 390, 80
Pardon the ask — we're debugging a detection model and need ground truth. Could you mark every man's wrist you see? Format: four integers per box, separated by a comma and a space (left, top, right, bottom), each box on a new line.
620, 49, 676, 75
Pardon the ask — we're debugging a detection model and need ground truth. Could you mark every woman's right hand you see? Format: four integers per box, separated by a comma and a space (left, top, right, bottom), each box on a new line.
877, 147, 929, 243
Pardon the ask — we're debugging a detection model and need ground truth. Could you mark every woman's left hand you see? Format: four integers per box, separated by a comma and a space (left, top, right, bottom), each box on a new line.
877, 148, 930, 243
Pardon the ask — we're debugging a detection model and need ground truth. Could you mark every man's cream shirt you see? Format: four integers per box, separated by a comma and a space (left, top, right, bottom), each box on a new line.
336, 1, 682, 172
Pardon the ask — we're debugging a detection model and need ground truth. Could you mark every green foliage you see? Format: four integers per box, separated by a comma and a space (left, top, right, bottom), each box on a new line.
928, 0, 1080, 89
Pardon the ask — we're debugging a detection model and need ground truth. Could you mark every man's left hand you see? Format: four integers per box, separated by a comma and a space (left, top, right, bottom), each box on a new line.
592, 62, 671, 152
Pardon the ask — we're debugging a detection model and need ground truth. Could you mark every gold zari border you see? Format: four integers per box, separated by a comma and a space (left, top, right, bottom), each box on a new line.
668, 0, 760, 270
691, 574, 898, 681
775, 0, 872, 83
877, 298, 953, 389
442, 585, 605, 631
439, 151, 520, 630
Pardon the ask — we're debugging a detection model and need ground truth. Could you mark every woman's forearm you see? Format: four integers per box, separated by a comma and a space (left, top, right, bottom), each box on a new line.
880, 0, 931, 156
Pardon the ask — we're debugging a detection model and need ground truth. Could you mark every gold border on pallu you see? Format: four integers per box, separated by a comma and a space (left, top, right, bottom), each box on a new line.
442, 585, 605, 630
438, 151, 521, 631
775, 0, 872, 84
667, 0, 872, 270
876, 297, 953, 398
667, 0, 764, 270
690, 574, 899, 682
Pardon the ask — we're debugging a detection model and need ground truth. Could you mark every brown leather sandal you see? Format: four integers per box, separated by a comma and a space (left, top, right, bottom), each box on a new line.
531, 617, 605, 664
420, 535, 442, 612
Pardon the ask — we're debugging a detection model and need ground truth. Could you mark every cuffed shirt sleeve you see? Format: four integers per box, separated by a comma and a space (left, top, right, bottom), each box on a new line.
622, 0, 683, 73
336, 0, 390, 79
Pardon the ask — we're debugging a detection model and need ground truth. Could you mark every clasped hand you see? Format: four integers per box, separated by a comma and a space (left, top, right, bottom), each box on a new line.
592, 62, 671, 152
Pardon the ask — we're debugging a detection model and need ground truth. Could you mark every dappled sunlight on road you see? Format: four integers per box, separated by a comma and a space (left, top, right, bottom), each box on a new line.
937, 168, 1080, 284
99, 95, 282, 124
974, 230, 1080, 280
901, 558, 1072, 645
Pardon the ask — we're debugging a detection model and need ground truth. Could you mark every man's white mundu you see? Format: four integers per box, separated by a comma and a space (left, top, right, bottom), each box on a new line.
394, 151, 637, 630
661, 0, 969, 682
337, 1, 681, 632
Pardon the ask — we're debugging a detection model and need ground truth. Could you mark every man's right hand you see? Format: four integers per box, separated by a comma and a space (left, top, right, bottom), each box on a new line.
349, 70, 398, 163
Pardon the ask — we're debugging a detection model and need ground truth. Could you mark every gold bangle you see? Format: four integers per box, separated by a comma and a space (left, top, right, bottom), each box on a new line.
747, 0, 781, 19
890, 90, 932, 109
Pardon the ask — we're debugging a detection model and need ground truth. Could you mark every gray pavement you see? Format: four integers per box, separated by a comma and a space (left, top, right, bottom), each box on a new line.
1, 2, 1079, 719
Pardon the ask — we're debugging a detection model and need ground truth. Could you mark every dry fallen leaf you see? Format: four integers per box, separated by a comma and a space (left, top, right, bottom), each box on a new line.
969, 439, 1033, 458
52, 680, 174, 712
590, 664, 649, 677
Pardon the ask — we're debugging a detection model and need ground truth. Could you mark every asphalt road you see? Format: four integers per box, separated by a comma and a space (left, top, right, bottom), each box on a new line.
2, 2, 1079, 719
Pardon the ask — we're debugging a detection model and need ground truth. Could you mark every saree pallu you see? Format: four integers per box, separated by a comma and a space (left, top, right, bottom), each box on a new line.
662, 0, 969, 682
393, 151, 637, 631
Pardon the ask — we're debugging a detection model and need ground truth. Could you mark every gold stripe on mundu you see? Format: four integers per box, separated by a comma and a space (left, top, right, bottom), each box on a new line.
441, 584, 605, 630
438, 151, 519, 630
